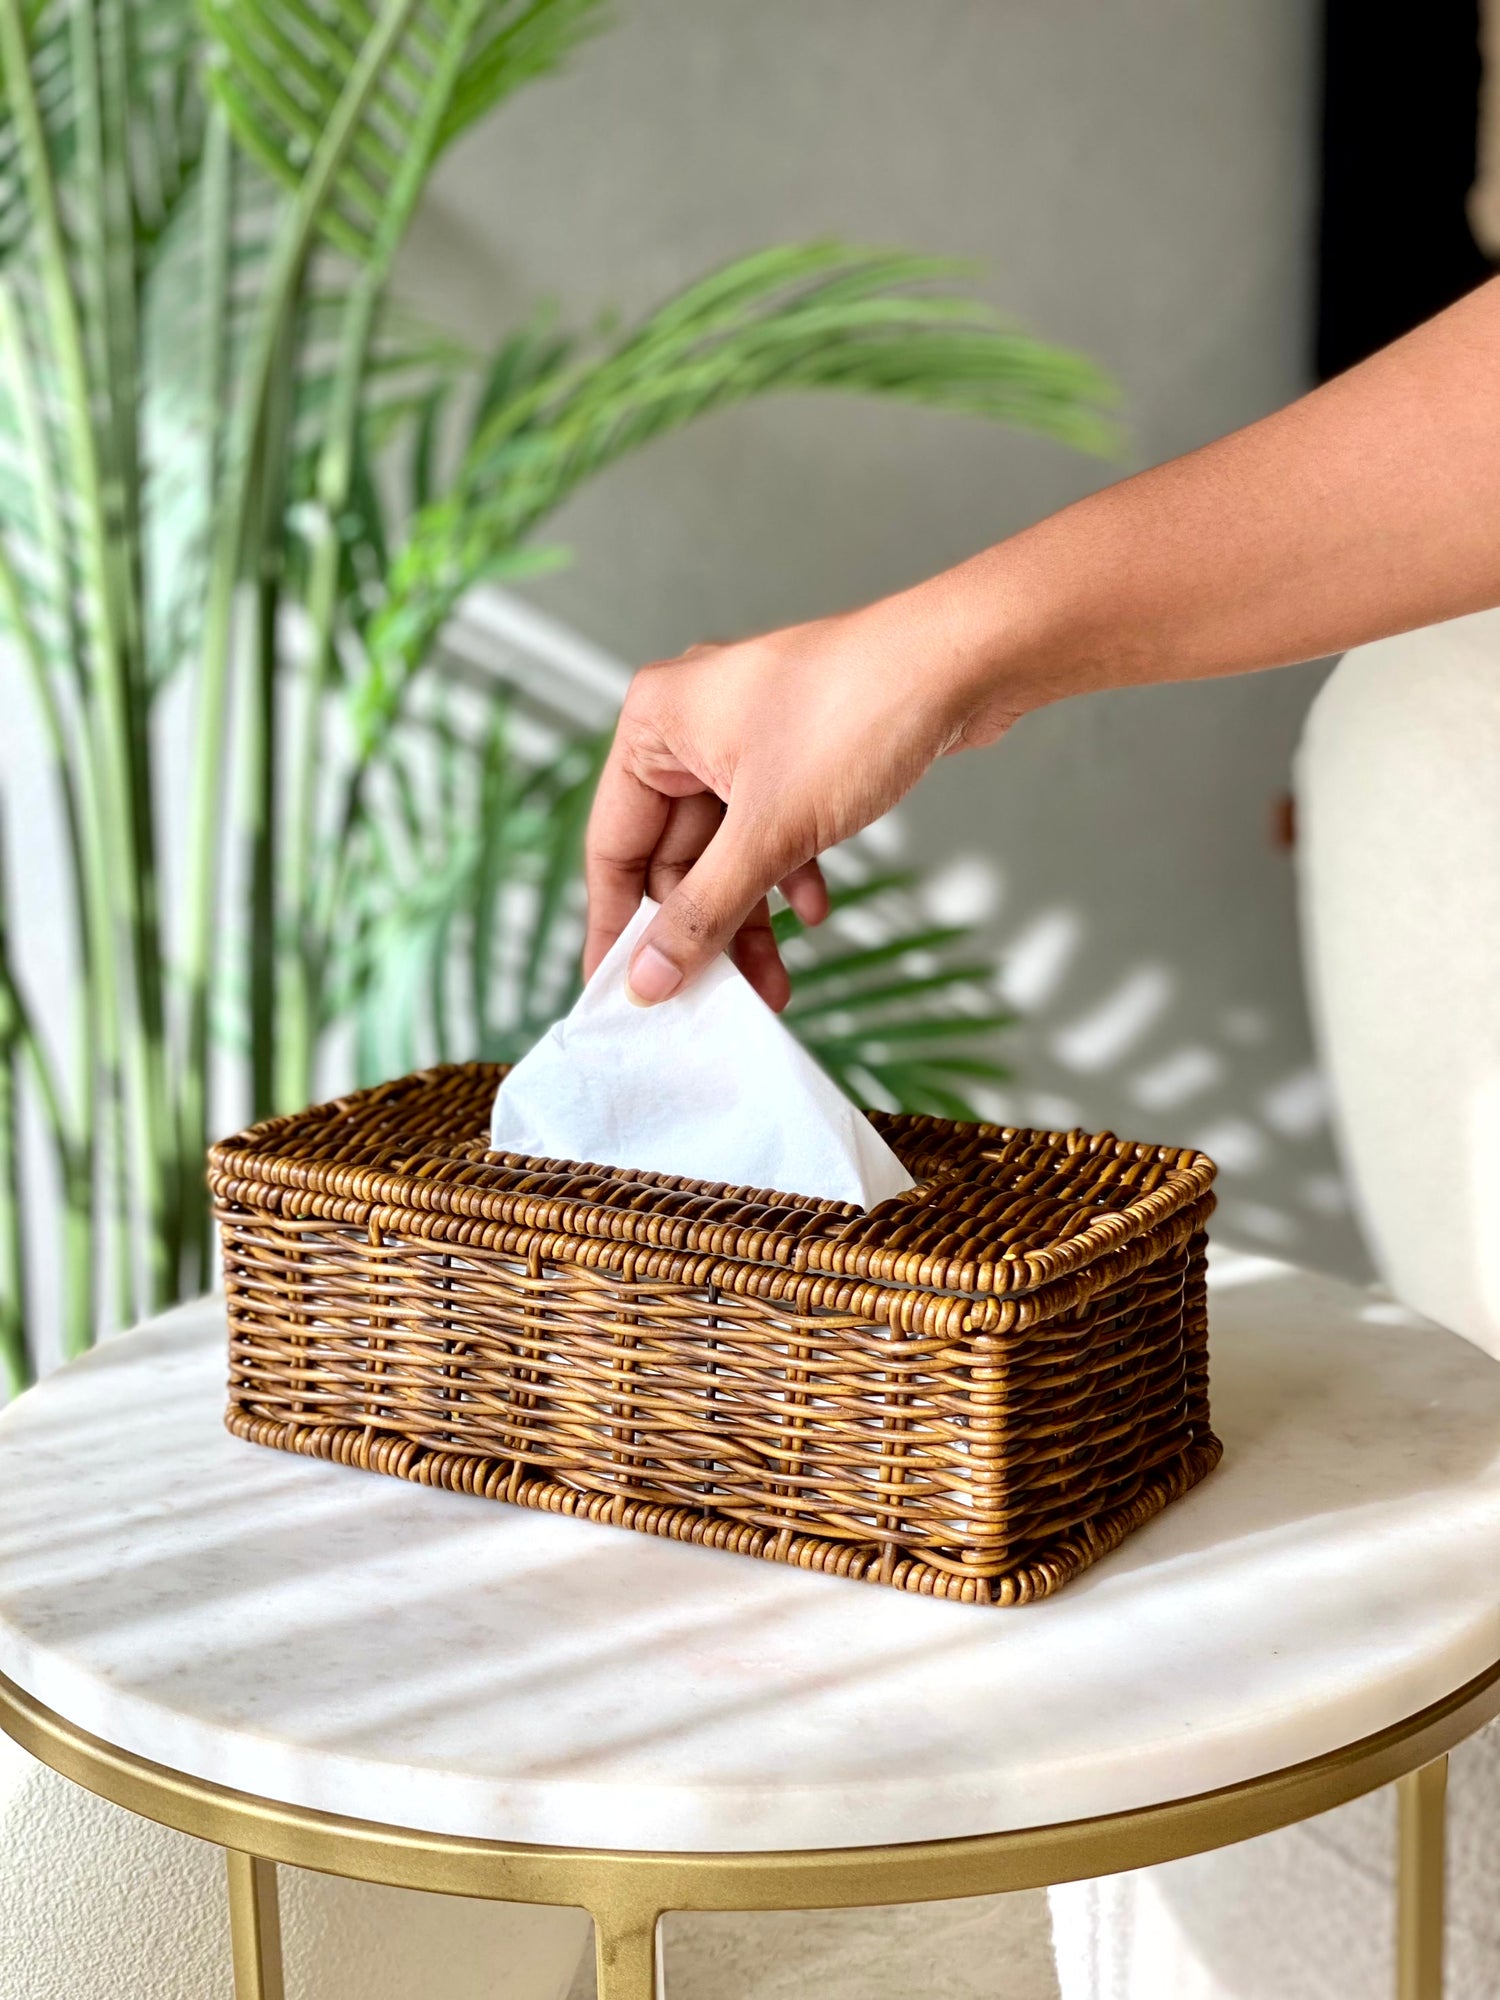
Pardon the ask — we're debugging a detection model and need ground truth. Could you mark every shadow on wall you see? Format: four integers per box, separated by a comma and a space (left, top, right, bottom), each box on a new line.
877, 658, 1369, 1282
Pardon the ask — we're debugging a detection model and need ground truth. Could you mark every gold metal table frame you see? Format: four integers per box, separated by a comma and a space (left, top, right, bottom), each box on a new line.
1, 1659, 1495, 2000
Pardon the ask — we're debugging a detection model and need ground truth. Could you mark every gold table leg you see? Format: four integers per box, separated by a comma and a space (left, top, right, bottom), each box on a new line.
1397, 1756, 1448, 2000
226, 1850, 286, 2000
594, 1907, 665, 2000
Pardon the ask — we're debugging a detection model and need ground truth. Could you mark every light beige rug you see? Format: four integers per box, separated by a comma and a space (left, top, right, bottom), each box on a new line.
566, 1890, 1060, 1999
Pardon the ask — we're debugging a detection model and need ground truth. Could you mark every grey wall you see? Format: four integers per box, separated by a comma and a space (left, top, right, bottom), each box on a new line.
401, 0, 1367, 1274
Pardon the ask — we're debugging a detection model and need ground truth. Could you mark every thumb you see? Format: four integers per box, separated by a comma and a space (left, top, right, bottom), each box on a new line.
626, 809, 785, 1005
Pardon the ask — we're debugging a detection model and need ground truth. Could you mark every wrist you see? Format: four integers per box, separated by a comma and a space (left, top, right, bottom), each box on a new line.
888, 543, 1067, 745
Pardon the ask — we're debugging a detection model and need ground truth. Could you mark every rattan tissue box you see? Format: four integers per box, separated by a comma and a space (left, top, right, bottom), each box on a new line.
210, 1063, 1220, 1605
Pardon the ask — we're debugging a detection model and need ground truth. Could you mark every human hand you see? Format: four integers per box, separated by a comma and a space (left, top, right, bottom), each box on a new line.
583, 580, 1026, 1008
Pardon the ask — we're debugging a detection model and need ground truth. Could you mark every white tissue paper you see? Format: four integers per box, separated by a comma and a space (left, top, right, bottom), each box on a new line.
489, 898, 915, 1209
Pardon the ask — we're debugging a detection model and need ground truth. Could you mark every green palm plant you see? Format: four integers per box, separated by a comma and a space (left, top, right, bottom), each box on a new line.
0, 0, 1114, 1390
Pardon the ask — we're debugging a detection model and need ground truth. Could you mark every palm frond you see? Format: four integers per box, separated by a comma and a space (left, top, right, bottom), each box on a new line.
322, 691, 605, 1083
141, 150, 472, 448
0, 270, 78, 674
199, 0, 605, 266
0, 3, 66, 263
779, 876, 1014, 1120
360, 242, 1117, 739
437, 0, 604, 148
0, 0, 204, 265
136, 149, 472, 686
0, 5, 209, 713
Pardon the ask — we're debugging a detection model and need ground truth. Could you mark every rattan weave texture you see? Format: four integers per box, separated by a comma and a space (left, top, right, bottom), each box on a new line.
211, 1064, 1219, 1605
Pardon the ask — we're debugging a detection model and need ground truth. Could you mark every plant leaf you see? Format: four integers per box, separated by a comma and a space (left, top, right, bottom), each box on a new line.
0, 0, 204, 267
773, 870, 1015, 1123
199, 0, 605, 264
782, 963, 999, 1023
771, 870, 915, 944
361, 243, 1118, 739
783, 925, 972, 990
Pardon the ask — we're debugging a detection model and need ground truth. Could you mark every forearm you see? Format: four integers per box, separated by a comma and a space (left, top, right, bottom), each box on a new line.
929, 277, 1500, 723
590, 278, 1500, 1002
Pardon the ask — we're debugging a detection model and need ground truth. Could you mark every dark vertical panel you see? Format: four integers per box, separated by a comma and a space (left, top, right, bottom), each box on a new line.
1316, 0, 1492, 380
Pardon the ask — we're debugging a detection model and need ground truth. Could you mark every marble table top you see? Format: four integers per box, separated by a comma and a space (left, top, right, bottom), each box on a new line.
0, 1253, 1497, 1854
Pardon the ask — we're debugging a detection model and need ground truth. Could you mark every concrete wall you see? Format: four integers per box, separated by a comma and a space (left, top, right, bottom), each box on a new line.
403, 0, 1365, 1275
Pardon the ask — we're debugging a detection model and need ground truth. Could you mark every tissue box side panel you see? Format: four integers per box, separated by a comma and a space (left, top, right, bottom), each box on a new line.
218, 1202, 1218, 1608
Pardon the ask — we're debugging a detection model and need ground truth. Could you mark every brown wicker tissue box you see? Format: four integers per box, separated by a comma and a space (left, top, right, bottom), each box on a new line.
210, 1063, 1220, 1606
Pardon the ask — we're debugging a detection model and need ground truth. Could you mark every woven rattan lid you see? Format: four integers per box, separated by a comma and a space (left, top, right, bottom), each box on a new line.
209, 1062, 1215, 1305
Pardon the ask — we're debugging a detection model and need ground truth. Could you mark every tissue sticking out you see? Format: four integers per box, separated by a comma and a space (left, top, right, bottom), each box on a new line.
490, 899, 915, 1209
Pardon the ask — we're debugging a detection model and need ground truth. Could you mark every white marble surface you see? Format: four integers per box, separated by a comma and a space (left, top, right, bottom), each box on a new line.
0, 1254, 1498, 1855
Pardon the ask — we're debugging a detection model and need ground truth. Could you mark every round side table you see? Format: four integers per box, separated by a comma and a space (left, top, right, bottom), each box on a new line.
0, 1251, 1497, 2000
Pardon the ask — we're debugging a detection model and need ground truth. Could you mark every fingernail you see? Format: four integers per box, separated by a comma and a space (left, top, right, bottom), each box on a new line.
626, 943, 684, 1006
